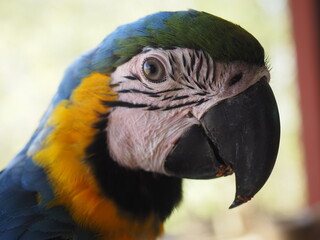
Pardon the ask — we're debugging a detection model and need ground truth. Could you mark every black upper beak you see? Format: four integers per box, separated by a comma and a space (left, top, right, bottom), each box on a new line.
164, 79, 280, 208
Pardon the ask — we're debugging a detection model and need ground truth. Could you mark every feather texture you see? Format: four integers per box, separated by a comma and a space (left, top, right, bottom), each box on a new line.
0, 10, 266, 239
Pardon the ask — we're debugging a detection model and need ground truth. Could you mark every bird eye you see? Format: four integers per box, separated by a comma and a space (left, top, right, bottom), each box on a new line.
142, 57, 166, 83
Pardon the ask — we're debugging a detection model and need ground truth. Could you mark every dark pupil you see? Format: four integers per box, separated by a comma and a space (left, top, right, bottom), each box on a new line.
145, 62, 158, 76
142, 57, 166, 83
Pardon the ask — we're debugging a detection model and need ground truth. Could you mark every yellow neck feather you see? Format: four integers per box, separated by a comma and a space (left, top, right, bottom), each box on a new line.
33, 73, 163, 240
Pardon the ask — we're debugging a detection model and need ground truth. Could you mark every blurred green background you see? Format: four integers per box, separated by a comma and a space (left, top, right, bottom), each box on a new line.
0, 0, 306, 239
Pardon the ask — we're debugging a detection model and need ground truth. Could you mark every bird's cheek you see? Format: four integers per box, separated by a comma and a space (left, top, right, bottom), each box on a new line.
107, 108, 198, 174
190, 100, 219, 120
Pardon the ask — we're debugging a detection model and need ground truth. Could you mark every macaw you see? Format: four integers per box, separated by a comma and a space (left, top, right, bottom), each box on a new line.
0, 10, 280, 240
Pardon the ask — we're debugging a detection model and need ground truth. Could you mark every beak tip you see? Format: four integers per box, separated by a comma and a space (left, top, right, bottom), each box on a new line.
228, 195, 252, 209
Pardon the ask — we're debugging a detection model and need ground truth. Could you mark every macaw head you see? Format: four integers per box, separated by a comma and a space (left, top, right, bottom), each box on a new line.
84, 10, 279, 208
29, 10, 280, 239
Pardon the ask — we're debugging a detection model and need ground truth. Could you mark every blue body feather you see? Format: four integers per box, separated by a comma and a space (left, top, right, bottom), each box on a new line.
0, 10, 264, 239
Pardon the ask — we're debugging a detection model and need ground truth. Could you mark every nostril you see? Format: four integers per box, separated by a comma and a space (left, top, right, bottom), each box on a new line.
229, 73, 243, 86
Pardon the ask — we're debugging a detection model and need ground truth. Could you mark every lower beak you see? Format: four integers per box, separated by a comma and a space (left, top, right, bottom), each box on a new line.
164, 79, 280, 208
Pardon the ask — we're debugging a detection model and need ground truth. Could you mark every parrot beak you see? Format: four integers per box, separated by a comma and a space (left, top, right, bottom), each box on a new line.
164, 79, 280, 208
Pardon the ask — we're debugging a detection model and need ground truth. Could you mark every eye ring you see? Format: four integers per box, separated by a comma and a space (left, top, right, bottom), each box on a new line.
142, 57, 166, 83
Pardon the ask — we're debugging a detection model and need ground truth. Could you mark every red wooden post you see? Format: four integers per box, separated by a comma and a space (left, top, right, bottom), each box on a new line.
289, 0, 320, 205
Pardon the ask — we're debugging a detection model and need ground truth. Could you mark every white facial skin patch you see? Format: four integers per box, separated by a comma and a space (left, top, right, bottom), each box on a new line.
107, 47, 270, 174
